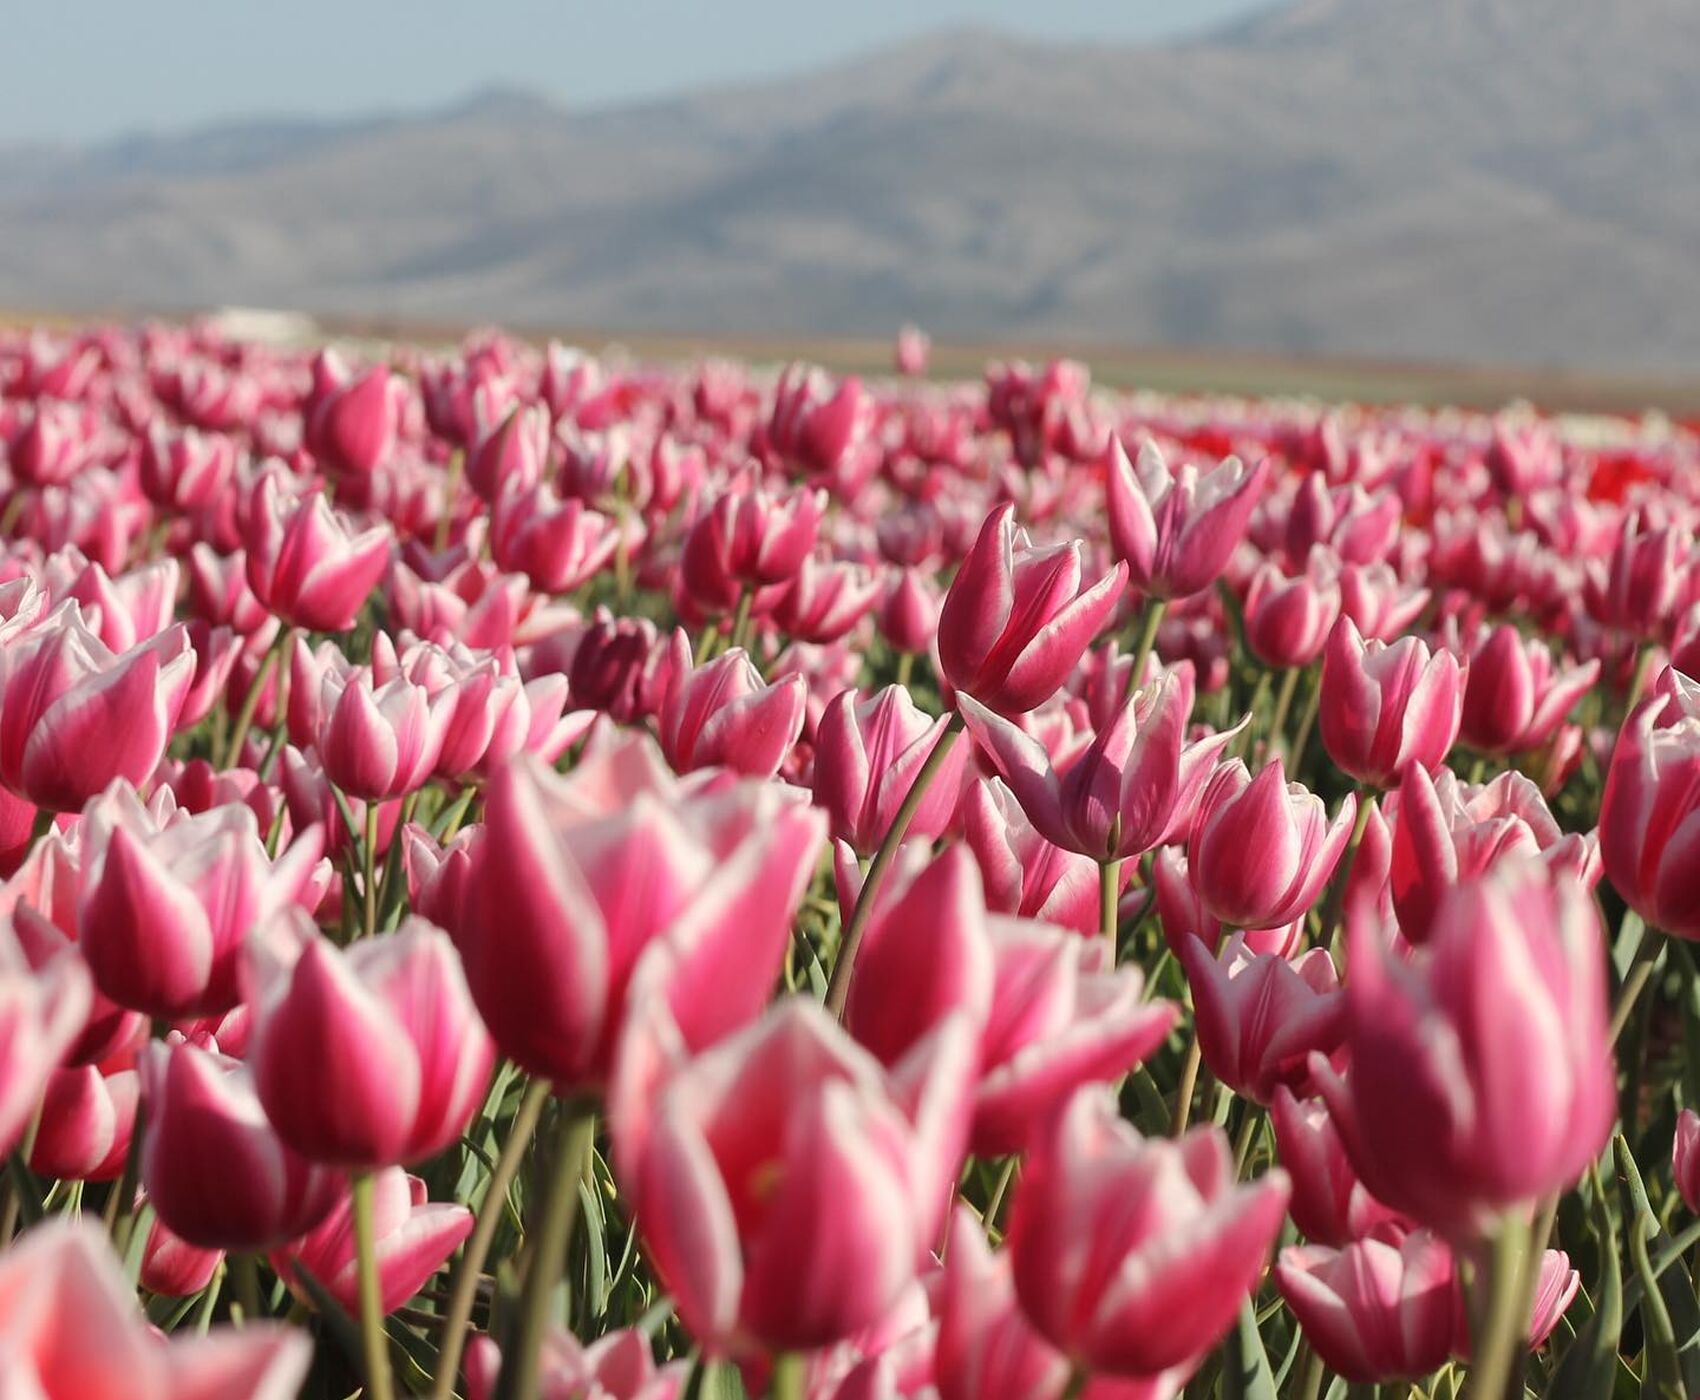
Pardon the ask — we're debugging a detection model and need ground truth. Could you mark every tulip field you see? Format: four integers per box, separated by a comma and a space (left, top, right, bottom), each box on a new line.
3, 320, 1700, 1400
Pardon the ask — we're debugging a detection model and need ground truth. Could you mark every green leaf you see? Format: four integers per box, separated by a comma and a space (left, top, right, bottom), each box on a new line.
1546, 1163, 1623, 1400
1220, 1295, 1280, 1400
1614, 1136, 1700, 1398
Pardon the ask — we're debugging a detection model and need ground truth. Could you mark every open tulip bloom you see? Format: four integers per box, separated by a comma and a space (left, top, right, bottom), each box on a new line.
0, 320, 1682, 1400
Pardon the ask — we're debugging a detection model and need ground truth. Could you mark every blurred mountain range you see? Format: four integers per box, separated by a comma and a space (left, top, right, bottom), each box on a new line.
3, 0, 1699, 369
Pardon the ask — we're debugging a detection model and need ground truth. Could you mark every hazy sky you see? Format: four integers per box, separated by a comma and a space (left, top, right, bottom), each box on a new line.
4, 0, 1272, 143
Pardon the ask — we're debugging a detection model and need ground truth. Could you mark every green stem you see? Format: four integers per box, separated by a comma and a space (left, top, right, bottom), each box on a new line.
1319, 791, 1376, 968
353, 1171, 396, 1400
1464, 1212, 1531, 1400
727, 588, 755, 655
1171, 1033, 1203, 1136
362, 802, 381, 940
1288, 666, 1323, 773
895, 650, 915, 692
1266, 665, 1300, 757
824, 714, 965, 1018
231, 1252, 262, 1323
1608, 914, 1657, 1046
770, 1353, 806, 1400
1100, 857, 1123, 966
223, 626, 293, 770
1125, 598, 1168, 701
436, 450, 464, 554
1296, 1345, 1326, 1400
495, 1098, 597, 1400
1232, 1105, 1262, 1179
982, 1157, 1018, 1236
429, 1078, 551, 1400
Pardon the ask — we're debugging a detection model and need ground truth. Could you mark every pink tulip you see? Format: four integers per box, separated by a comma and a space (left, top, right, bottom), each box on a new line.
566, 614, 686, 725
1270, 1088, 1410, 1248
138, 1208, 224, 1297
490, 482, 621, 594
1275, 1232, 1460, 1383
0, 1219, 312, 1400
879, 567, 943, 657
0, 916, 91, 1157
1319, 616, 1464, 787
247, 913, 494, 1168
628, 999, 972, 1355
270, 1168, 472, 1315
319, 668, 452, 800
769, 364, 870, 477
78, 794, 325, 1017
1105, 438, 1267, 601
1583, 511, 1688, 638
1599, 691, 1700, 939
140, 1036, 341, 1250
465, 1326, 687, 1400
814, 686, 967, 857
658, 648, 807, 779
1676, 1108, 1700, 1212
937, 503, 1126, 716
1152, 848, 1302, 959
961, 777, 1104, 935
960, 673, 1226, 863
243, 470, 391, 631
773, 557, 883, 644
1007, 1088, 1290, 1376
1189, 758, 1357, 929
28, 1057, 139, 1182
0, 603, 194, 811
1283, 477, 1402, 567
139, 423, 237, 513
59, 555, 179, 654
1337, 561, 1430, 641
894, 325, 931, 378
1242, 548, 1341, 669
973, 917, 1175, 1156
1388, 764, 1596, 946
678, 479, 826, 611
1458, 624, 1598, 755
307, 352, 398, 476
1180, 934, 1345, 1105
458, 742, 824, 1089
1316, 861, 1614, 1237
465, 400, 549, 502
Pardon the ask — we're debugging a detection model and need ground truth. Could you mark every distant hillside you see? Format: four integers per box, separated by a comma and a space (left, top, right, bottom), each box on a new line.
3, 0, 1699, 370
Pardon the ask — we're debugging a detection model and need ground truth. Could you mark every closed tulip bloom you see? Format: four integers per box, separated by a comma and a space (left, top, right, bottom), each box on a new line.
307, 353, 398, 476
243, 470, 391, 631
61, 555, 179, 654
769, 364, 870, 477
1243, 549, 1341, 670
1515, 1251, 1582, 1354
1458, 624, 1598, 755
247, 914, 494, 1168
1007, 1088, 1291, 1377
814, 686, 967, 857
140, 1036, 341, 1250
1388, 764, 1595, 946
1106, 438, 1268, 601
658, 648, 807, 779
28, 1058, 139, 1182
1599, 692, 1700, 939
1189, 759, 1358, 930
973, 918, 1175, 1156
9, 901, 145, 1067
1275, 1232, 1460, 1383
959, 673, 1225, 863
1337, 561, 1430, 642
631, 1000, 974, 1355
459, 745, 824, 1089
0, 1219, 312, 1400
490, 482, 621, 594
962, 777, 1103, 936
270, 1168, 472, 1315
1316, 861, 1614, 1237
1320, 617, 1464, 787
139, 424, 237, 513
1583, 511, 1688, 638
879, 566, 942, 657
138, 1209, 225, 1297
0, 918, 92, 1157
773, 557, 883, 644
0, 603, 194, 811
1676, 1109, 1700, 1213
465, 1331, 689, 1400
1270, 1088, 1409, 1248
1180, 935, 1345, 1105
937, 503, 1127, 716
1153, 849, 1303, 959
319, 668, 451, 800
79, 794, 325, 1017
465, 400, 549, 502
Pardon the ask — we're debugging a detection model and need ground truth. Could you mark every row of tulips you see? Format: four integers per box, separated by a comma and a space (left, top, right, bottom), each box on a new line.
0, 318, 1698, 1399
